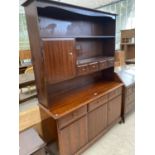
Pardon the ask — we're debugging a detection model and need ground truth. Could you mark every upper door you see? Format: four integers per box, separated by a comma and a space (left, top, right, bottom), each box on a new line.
43, 38, 76, 84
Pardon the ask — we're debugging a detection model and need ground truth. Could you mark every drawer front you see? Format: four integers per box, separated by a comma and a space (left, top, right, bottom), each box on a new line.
99, 60, 108, 70
58, 106, 87, 129
77, 65, 89, 76
88, 94, 108, 112
107, 58, 114, 67
88, 62, 98, 73
108, 87, 122, 100
126, 93, 135, 105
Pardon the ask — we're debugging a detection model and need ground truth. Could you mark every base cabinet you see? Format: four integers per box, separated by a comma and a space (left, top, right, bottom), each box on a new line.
58, 116, 88, 155
88, 103, 107, 141
108, 95, 122, 125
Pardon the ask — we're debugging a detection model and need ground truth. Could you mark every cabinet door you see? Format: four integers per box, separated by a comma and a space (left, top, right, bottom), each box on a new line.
88, 103, 107, 141
108, 95, 122, 125
43, 38, 76, 84
59, 116, 88, 155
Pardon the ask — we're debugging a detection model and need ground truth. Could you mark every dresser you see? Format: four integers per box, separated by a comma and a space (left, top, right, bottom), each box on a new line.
22, 0, 124, 154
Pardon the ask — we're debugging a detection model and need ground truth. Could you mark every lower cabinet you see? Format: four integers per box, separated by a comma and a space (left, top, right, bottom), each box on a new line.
58, 116, 88, 155
108, 95, 122, 125
57, 87, 122, 155
88, 103, 107, 141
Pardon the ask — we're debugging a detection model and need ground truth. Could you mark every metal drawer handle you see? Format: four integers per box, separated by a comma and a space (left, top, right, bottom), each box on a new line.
68, 52, 73, 55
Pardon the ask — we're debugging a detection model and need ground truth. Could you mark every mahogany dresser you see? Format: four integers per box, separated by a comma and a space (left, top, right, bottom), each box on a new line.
22, 0, 124, 154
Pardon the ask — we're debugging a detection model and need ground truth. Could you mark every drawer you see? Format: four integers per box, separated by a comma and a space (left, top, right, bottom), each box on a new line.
107, 58, 114, 67
108, 87, 122, 100
126, 93, 135, 105
58, 106, 87, 129
99, 60, 108, 70
88, 94, 108, 112
77, 64, 89, 76
88, 62, 98, 73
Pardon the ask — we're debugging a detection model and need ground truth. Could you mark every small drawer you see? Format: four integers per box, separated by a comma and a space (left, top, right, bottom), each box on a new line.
99, 60, 108, 70
88, 62, 98, 73
77, 64, 89, 76
107, 58, 114, 67
88, 94, 108, 112
58, 106, 87, 129
108, 87, 122, 100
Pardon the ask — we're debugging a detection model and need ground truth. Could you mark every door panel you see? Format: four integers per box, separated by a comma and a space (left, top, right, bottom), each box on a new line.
59, 116, 88, 155
108, 95, 122, 125
88, 103, 107, 141
43, 38, 76, 84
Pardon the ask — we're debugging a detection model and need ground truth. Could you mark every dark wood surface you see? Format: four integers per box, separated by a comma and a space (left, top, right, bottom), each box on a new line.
19, 73, 35, 88
75, 117, 121, 155
24, 1, 49, 106
43, 38, 76, 84
22, 0, 124, 154
59, 116, 88, 155
108, 95, 122, 125
41, 81, 123, 119
88, 103, 107, 141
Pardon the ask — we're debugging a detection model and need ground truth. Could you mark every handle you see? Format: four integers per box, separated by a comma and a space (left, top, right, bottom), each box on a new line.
94, 92, 98, 96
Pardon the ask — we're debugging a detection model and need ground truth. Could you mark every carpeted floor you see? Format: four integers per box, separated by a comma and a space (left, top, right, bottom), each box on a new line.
82, 112, 135, 155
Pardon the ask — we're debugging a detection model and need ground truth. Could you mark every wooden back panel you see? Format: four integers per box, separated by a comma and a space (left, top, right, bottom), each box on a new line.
47, 69, 114, 106
38, 16, 115, 37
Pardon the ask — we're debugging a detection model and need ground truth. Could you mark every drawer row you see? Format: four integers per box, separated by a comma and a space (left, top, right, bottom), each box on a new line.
58, 86, 122, 129
77, 58, 114, 76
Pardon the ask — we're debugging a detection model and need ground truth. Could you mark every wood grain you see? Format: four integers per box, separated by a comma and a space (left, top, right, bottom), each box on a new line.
88, 103, 107, 141
108, 95, 122, 125
59, 116, 88, 155
46, 81, 123, 119
43, 38, 76, 84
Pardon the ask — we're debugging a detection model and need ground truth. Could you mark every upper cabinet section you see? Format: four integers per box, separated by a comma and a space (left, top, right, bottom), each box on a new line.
22, 0, 116, 38
38, 17, 115, 38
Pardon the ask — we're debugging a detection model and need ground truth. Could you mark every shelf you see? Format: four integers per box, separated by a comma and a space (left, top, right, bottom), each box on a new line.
19, 91, 37, 103
44, 81, 123, 119
121, 43, 135, 45
42, 36, 115, 39
75, 36, 115, 39
77, 56, 114, 65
